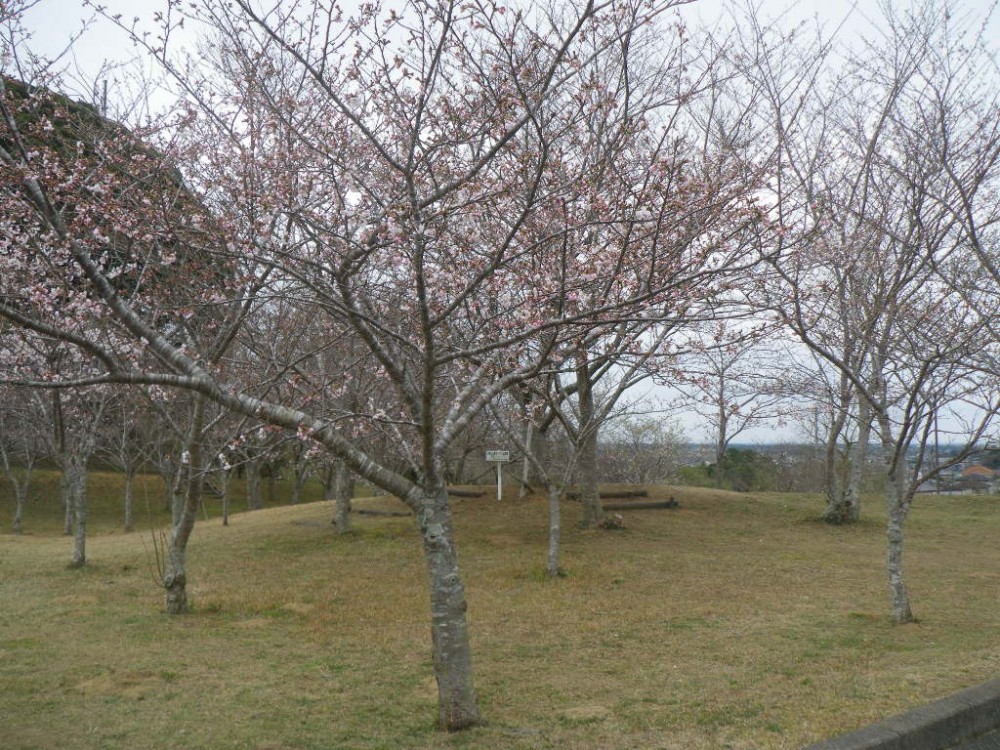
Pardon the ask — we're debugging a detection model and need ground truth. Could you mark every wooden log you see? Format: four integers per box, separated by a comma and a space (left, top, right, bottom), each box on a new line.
447, 488, 487, 498
566, 489, 650, 500
602, 498, 680, 511
354, 508, 411, 517
599, 489, 649, 499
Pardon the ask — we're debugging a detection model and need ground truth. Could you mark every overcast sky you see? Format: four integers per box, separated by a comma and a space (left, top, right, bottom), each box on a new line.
11, 0, 999, 444
17, 0, 1000, 86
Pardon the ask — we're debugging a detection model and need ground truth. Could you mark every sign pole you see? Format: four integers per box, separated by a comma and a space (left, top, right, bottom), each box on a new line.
484, 450, 510, 502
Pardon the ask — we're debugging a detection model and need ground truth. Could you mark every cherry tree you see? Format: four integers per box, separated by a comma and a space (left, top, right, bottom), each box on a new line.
1, 0, 772, 728
758, 0, 1000, 622
0, 384, 46, 534
676, 323, 786, 489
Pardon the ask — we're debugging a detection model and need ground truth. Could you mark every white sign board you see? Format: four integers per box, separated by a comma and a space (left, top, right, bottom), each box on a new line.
485, 450, 509, 501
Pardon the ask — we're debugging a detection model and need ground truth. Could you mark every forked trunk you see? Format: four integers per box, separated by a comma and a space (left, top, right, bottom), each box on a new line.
820, 407, 848, 523
546, 483, 561, 577
164, 461, 204, 614
843, 399, 871, 523
414, 487, 481, 730
164, 397, 206, 614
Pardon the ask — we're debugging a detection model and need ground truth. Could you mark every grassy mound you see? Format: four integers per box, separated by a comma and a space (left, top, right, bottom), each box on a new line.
1, 482, 998, 749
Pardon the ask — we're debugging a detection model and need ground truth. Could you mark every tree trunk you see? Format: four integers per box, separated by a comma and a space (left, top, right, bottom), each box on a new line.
414, 487, 481, 730
220, 469, 231, 526
885, 487, 913, 624
519, 419, 534, 500
576, 360, 604, 528
123, 467, 135, 532
62, 467, 73, 536
879, 411, 913, 624
157, 459, 174, 511
8, 469, 31, 535
66, 457, 87, 568
267, 461, 277, 503
546, 483, 562, 577
290, 459, 310, 504
12, 484, 27, 535
820, 406, 849, 523
843, 398, 871, 523
332, 459, 353, 534
170, 460, 187, 527
164, 396, 206, 614
715, 396, 728, 489
246, 458, 262, 510
320, 462, 334, 502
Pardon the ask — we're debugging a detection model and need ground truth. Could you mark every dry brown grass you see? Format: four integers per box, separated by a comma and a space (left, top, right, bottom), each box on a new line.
1, 483, 999, 749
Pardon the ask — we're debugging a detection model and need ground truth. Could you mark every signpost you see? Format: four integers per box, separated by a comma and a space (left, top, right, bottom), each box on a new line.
485, 450, 510, 501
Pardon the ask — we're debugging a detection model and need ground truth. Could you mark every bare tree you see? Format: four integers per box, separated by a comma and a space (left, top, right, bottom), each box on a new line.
759, 0, 1000, 622
676, 324, 786, 488
0, 385, 45, 534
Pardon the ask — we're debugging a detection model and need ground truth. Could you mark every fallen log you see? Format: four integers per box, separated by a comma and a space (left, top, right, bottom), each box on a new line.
600, 489, 649, 499
354, 508, 411, 517
603, 498, 680, 511
567, 489, 649, 500
447, 488, 487, 498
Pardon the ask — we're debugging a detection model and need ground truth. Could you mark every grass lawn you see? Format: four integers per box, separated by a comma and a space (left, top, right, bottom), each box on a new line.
1, 475, 999, 749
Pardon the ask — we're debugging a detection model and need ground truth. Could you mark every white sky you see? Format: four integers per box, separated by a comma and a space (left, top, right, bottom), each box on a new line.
18, 0, 1000, 83
11, 0, 1000, 444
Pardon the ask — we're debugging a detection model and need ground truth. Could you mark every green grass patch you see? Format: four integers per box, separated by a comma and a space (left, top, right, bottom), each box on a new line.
0, 483, 998, 749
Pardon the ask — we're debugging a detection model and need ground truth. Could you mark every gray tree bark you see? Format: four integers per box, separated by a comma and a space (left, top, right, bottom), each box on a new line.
714, 384, 729, 488
820, 404, 849, 523
245, 457, 262, 510
66, 455, 88, 568
123, 466, 135, 532
415, 487, 480, 730
885, 496, 913, 624
843, 398, 871, 523
332, 458, 353, 534
575, 360, 603, 528
546, 483, 562, 577
879, 412, 914, 624
62, 468, 73, 536
0, 437, 34, 535
220, 468, 232, 526
290, 456, 310, 504
164, 396, 206, 614
11, 481, 28, 535
518, 418, 534, 500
